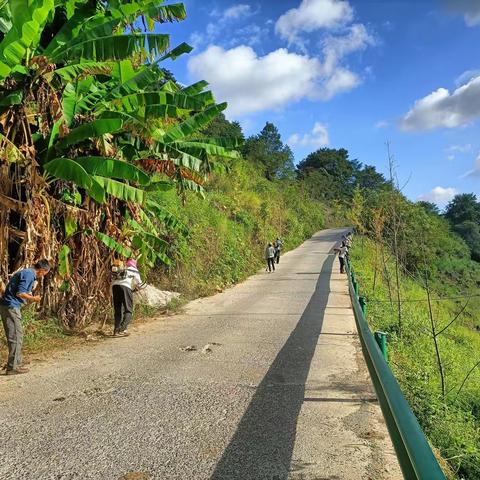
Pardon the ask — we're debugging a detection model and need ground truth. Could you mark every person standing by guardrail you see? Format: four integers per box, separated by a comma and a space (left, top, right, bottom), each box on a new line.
274, 237, 282, 264
334, 242, 348, 274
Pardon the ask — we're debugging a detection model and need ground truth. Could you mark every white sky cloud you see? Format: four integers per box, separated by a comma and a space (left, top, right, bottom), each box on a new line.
442, 0, 480, 27
188, 46, 323, 116
462, 154, 480, 178
223, 4, 251, 19
320, 67, 360, 99
418, 186, 458, 205
455, 69, 480, 86
447, 143, 473, 153
401, 76, 480, 131
446, 144, 473, 161
190, 4, 257, 48
275, 0, 353, 44
288, 122, 330, 148
375, 120, 389, 129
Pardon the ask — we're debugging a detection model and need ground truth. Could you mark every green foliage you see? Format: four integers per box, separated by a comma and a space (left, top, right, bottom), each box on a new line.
151, 157, 324, 297
351, 237, 480, 479
445, 194, 480, 225
453, 221, 480, 261
242, 122, 295, 180
417, 200, 441, 216
297, 147, 388, 201
444, 194, 480, 261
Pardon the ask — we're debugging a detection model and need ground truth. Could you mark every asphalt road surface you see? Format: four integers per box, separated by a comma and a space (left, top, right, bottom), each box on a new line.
0, 228, 401, 480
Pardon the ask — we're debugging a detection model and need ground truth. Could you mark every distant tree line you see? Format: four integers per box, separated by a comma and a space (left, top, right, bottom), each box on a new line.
206, 116, 480, 264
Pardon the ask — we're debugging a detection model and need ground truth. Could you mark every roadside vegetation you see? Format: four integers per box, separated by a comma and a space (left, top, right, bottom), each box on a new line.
348, 187, 480, 479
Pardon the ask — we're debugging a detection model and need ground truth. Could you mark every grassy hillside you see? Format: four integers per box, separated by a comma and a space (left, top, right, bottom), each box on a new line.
152, 157, 326, 297
350, 237, 480, 479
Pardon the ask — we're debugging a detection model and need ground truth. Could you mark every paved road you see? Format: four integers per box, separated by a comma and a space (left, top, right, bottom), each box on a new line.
0, 229, 401, 480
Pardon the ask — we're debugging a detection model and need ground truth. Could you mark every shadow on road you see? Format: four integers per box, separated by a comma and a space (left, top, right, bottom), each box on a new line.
210, 253, 335, 480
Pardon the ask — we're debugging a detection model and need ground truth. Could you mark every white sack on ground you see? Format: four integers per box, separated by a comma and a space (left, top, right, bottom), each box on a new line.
134, 284, 180, 307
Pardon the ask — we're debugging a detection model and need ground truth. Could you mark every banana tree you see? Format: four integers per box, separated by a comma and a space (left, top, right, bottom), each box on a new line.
0, 0, 241, 329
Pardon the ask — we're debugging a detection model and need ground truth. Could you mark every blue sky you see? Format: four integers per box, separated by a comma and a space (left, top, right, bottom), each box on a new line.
160, 0, 480, 207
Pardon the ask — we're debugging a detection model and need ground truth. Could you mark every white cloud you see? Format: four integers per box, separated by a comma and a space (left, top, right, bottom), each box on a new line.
447, 144, 473, 154
320, 67, 360, 99
462, 154, 480, 178
418, 186, 458, 205
190, 4, 258, 48
375, 120, 389, 129
187, 44, 367, 116
226, 23, 269, 47
275, 0, 354, 44
224, 4, 251, 19
446, 144, 473, 161
188, 46, 324, 116
322, 23, 374, 70
401, 76, 480, 131
288, 122, 329, 148
442, 0, 480, 26
455, 69, 480, 86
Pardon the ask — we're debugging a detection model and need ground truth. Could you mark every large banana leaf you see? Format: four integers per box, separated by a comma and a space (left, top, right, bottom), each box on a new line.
112, 59, 136, 84
86, 176, 106, 204
146, 200, 188, 235
96, 232, 132, 258
58, 244, 71, 278
43, 158, 93, 190
190, 91, 215, 107
110, 1, 186, 24
50, 61, 114, 82
0, 0, 54, 78
56, 119, 123, 149
52, 33, 170, 62
0, 1, 12, 33
42, 6, 109, 56
94, 176, 145, 204
182, 80, 209, 96
74, 156, 150, 186
108, 92, 205, 113
174, 142, 240, 160
127, 216, 171, 265
155, 145, 203, 173
112, 64, 160, 90
161, 103, 227, 143
159, 42, 192, 61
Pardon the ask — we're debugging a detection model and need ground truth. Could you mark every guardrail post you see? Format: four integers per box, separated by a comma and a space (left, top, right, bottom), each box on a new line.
374, 331, 388, 362
359, 296, 367, 316
353, 278, 359, 296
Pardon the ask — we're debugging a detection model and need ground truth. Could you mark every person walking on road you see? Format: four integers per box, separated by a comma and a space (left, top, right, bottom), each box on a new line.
111, 258, 143, 337
265, 243, 276, 273
0, 259, 51, 375
334, 242, 348, 274
274, 237, 282, 264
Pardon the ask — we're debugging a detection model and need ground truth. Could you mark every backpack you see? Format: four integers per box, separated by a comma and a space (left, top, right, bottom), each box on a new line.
112, 267, 128, 282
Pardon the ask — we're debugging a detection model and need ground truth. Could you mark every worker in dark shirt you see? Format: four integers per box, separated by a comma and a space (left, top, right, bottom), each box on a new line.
0, 260, 51, 375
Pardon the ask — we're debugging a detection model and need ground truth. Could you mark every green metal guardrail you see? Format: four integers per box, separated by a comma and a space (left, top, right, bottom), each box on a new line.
346, 262, 446, 480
